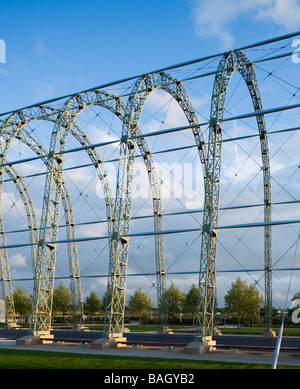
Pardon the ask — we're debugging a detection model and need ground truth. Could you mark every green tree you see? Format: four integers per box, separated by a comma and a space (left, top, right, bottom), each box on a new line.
289, 292, 300, 324
224, 277, 263, 327
183, 284, 199, 326
244, 283, 264, 325
101, 288, 112, 314
127, 288, 153, 325
52, 282, 72, 318
165, 282, 185, 324
292, 291, 300, 303
84, 291, 102, 322
13, 287, 31, 316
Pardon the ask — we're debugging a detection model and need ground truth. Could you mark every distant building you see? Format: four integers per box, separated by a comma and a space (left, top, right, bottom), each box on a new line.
0, 299, 5, 323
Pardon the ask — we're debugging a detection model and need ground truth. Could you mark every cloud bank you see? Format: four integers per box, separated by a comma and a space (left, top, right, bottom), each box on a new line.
191, 0, 300, 49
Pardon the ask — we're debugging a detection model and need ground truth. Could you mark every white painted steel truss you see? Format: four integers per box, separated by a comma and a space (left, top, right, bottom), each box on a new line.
0, 51, 273, 342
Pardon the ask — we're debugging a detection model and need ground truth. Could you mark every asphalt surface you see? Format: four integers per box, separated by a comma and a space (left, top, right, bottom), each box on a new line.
1, 327, 300, 350
2, 328, 300, 368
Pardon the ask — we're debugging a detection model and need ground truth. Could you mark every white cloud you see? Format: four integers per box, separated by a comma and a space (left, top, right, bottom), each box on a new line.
35, 37, 50, 56
10, 253, 27, 268
2, 191, 25, 216
256, 0, 300, 30
140, 89, 192, 133
77, 223, 108, 238
34, 81, 55, 100
0, 69, 9, 77
191, 0, 300, 49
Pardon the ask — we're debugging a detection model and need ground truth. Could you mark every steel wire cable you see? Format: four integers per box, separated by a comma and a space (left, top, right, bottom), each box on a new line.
0, 30, 299, 118
1, 31, 300, 327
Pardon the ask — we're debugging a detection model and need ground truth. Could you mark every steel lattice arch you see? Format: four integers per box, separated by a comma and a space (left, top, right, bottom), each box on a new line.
1, 33, 300, 349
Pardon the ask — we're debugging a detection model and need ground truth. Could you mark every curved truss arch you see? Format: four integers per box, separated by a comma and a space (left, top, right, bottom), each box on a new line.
0, 105, 124, 325
28, 88, 172, 335
0, 106, 116, 323
2, 94, 173, 332
107, 71, 208, 337
29, 92, 125, 334
195, 50, 272, 342
2, 99, 136, 332
0, 163, 38, 326
0, 213, 16, 325
0, 54, 273, 341
13, 127, 84, 321
4, 114, 114, 233
0, 111, 85, 322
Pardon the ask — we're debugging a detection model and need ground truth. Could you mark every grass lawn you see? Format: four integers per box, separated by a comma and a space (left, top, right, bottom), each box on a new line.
0, 348, 297, 369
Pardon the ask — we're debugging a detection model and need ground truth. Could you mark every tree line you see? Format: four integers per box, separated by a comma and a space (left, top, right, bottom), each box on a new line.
9, 277, 299, 327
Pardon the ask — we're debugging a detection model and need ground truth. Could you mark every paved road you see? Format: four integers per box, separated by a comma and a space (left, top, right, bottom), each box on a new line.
1, 328, 300, 351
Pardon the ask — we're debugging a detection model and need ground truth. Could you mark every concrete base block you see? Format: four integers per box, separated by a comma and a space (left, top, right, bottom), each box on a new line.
184, 340, 216, 355
213, 329, 222, 336
16, 335, 42, 346
72, 324, 90, 332
16, 334, 54, 346
40, 334, 54, 344
157, 327, 173, 335
263, 330, 276, 338
91, 338, 116, 350
4, 323, 21, 330
91, 337, 127, 350
116, 337, 128, 347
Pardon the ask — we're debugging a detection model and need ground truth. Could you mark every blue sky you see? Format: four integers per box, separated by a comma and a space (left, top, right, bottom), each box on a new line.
1, 0, 300, 113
